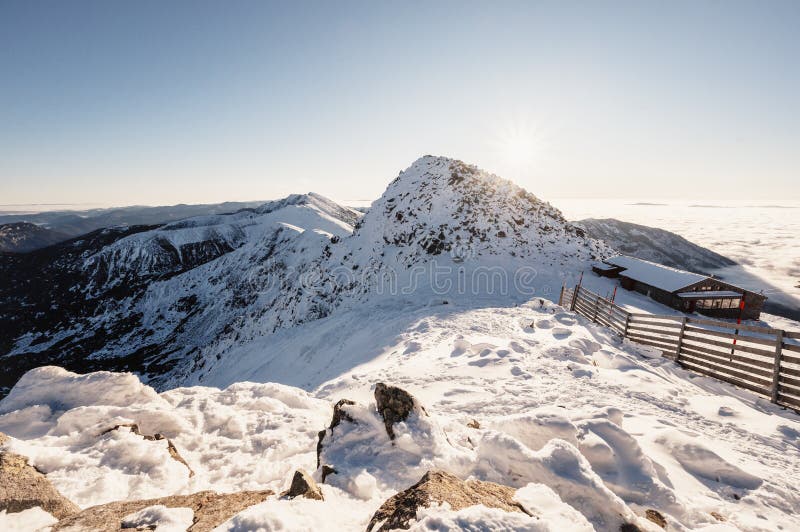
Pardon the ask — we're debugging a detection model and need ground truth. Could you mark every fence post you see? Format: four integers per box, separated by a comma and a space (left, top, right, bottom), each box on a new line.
592, 296, 601, 322
558, 285, 565, 307
622, 312, 630, 338
675, 317, 687, 362
771, 330, 784, 403
570, 286, 579, 312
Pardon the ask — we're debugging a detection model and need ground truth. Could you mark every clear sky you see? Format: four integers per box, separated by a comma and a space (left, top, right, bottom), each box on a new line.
1, 0, 798, 207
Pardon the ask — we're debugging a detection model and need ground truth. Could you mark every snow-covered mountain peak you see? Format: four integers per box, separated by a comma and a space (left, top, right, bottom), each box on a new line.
346, 155, 604, 266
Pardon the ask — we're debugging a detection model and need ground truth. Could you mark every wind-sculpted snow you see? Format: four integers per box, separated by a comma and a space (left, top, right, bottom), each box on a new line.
2, 299, 799, 530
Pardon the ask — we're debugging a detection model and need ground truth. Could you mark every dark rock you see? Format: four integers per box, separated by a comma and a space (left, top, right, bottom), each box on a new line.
366, 469, 528, 532
0, 435, 80, 519
321, 465, 337, 483
53, 490, 273, 532
710, 511, 726, 522
166, 440, 194, 478
645, 509, 666, 528
282, 469, 323, 501
466, 419, 480, 429
317, 399, 356, 468
374, 383, 418, 440
330, 399, 357, 429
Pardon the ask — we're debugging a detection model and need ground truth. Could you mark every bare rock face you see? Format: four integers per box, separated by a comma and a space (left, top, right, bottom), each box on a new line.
53, 490, 273, 532
317, 398, 356, 469
366, 469, 528, 532
282, 469, 324, 501
374, 383, 420, 440
0, 437, 80, 520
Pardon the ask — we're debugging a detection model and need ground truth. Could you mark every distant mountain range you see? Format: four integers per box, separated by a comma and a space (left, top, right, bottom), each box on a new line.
575, 218, 737, 274
0, 201, 265, 253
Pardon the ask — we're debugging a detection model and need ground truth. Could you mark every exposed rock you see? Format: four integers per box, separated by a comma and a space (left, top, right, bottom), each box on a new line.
166, 440, 195, 477
645, 509, 667, 528
321, 465, 337, 483
366, 469, 528, 532
53, 490, 273, 532
0, 441, 80, 520
467, 419, 481, 429
710, 511, 726, 522
317, 398, 356, 468
282, 469, 324, 501
374, 383, 420, 440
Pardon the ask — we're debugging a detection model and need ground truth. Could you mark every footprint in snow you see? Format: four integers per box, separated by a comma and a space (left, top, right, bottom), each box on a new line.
535, 319, 554, 329
552, 327, 572, 339
403, 342, 422, 355
468, 358, 496, 367
568, 338, 601, 355
510, 366, 532, 379
451, 339, 470, 357
554, 313, 578, 326
509, 341, 527, 353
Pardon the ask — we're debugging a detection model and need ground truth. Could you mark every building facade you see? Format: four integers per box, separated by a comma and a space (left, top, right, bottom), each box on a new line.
597, 256, 767, 320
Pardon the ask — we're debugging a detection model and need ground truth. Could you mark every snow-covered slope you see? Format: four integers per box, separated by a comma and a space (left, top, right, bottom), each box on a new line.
1, 156, 606, 394
0, 222, 68, 253
2, 299, 798, 530
0, 193, 360, 395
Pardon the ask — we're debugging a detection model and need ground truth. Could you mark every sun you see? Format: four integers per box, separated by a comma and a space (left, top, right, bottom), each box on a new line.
501, 132, 537, 167
491, 120, 543, 170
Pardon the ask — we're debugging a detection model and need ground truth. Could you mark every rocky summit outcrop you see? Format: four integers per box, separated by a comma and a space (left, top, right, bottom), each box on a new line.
282, 469, 324, 501
53, 490, 273, 532
374, 382, 420, 440
366, 469, 528, 532
0, 433, 80, 519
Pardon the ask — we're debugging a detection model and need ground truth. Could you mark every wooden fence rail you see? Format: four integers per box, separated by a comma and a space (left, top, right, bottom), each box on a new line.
558, 284, 800, 412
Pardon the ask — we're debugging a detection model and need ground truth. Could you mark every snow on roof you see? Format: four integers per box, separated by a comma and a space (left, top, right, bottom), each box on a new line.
676, 291, 742, 299
604, 255, 707, 293
591, 262, 619, 271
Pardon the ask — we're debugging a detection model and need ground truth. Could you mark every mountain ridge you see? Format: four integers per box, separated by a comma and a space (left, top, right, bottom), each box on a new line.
0, 156, 602, 395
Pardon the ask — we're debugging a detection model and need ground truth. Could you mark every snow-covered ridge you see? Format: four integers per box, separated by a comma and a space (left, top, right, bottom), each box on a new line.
81, 193, 360, 290
3, 155, 612, 394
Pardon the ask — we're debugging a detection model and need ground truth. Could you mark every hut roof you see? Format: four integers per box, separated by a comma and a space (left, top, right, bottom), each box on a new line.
604, 255, 707, 293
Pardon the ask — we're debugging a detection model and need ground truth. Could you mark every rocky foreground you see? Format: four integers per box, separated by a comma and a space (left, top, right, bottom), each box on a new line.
1, 382, 656, 531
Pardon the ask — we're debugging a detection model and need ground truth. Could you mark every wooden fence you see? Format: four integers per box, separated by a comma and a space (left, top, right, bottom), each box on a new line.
559, 285, 800, 412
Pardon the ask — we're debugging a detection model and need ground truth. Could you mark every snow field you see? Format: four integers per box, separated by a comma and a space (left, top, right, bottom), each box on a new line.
2, 298, 799, 530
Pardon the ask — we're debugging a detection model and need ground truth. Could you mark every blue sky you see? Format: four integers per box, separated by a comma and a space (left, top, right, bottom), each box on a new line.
1, 0, 798, 206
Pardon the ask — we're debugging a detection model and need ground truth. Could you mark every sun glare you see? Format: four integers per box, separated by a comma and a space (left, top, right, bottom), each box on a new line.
502, 132, 536, 166
491, 120, 544, 170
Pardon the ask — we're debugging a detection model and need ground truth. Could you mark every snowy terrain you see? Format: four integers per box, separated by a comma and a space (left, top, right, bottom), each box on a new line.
2, 156, 799, 530
1, 156, 604, 394
2, 299, 799, 530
